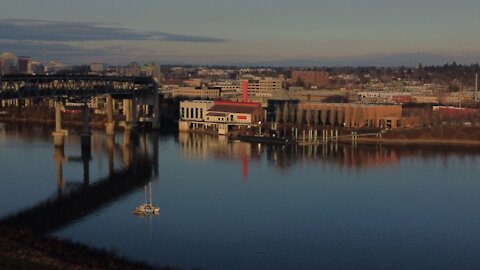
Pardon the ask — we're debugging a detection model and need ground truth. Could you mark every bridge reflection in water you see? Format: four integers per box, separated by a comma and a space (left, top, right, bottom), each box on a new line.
1, 125, 478, 236
0, 125, 159, 235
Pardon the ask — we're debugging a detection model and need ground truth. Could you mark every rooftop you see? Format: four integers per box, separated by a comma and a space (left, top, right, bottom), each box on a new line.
208, 104, 259, 114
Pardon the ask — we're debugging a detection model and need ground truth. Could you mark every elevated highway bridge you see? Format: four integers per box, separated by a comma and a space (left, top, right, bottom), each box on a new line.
0, 75, 157, 100
0, 75, 161, 147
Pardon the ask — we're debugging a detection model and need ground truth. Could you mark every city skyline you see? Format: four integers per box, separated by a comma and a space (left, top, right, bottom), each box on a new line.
1, 0, 480, 66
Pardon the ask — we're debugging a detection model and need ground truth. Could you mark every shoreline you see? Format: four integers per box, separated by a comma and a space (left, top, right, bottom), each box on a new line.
3, 116, 480, 147
0, 227, 175, 270
337, 137, 480, 146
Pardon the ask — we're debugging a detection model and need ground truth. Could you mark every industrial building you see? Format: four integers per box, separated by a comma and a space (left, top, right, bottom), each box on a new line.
297, 103, 404, 128
267, 101, 416, 128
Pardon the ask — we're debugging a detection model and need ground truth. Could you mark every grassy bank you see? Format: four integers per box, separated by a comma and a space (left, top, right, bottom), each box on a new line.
0, 227, 177, 270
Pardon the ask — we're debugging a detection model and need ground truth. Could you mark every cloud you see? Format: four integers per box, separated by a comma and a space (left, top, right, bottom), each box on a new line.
0, 19, 226, 43
0, 40, 142, 64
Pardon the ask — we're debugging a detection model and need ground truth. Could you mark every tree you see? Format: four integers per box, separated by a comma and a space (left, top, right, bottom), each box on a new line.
323, 95, 348, 103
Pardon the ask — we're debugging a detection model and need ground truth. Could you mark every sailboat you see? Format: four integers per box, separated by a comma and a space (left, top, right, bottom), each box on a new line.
131, 182, 160, 216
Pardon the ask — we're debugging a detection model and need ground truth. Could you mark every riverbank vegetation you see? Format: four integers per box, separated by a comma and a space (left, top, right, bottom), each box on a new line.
0, 227, 178, 270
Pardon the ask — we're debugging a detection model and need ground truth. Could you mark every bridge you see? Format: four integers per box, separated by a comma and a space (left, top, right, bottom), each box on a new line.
0, 75, 161, 149
0, 75, 156, 100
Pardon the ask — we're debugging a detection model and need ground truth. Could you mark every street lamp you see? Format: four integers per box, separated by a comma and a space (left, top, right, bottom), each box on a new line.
258, 120, 262, 136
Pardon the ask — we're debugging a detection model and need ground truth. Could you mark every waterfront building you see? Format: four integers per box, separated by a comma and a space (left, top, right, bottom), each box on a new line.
297, 103, 405, 128
266, 99, 301, 123
179, 100, 265, 135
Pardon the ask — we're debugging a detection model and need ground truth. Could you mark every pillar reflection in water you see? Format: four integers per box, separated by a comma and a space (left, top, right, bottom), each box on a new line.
106, 135, 115, 174
53, 147, 65, 193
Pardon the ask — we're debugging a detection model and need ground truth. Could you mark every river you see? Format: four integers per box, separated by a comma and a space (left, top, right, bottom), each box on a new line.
1, 123, 480, 269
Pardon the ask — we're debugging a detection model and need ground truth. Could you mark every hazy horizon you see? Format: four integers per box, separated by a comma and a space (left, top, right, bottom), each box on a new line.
1, 0, 479, 66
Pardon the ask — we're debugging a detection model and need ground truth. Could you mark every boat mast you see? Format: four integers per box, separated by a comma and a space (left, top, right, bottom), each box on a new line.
144, 185, 147, 205
149, 182, 153, 205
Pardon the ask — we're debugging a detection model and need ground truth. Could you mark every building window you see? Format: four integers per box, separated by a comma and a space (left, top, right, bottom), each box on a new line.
181, 107, 185, 118
191, 108, 194, 119
230, 115, 234, 121
200, 108, 203, 119
186, 107, 189, 118
195, 108, 198, 118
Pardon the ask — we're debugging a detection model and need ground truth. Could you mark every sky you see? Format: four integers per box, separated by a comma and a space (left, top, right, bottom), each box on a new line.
0, 0, 479, 66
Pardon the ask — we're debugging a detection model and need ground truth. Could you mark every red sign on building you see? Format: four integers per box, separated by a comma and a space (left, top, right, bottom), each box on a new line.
237, 115, 247, 120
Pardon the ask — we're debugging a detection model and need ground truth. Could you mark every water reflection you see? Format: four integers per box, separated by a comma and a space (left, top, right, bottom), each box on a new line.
0, 124, 159, 235
179, 133, 261, 181
178, 132, 479, 174
2, 124, 480, 269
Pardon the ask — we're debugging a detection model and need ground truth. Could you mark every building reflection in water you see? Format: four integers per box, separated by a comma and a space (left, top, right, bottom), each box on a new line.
178, 132, 480, 177
178, 133, 261, 182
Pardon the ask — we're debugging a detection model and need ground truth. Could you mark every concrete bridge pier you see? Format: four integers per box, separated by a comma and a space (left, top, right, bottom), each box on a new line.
123, 98, 138, 131
52, 101, 65, 148
105, 95, 115, 136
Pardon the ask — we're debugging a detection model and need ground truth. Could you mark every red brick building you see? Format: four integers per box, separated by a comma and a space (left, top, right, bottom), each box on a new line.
291, 71, 330, 88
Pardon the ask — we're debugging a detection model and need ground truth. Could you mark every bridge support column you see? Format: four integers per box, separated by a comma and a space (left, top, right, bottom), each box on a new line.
52, 101, 65, 148
105, 95, 115, 136
123, 98, 137, 131
131, 97, 138, 126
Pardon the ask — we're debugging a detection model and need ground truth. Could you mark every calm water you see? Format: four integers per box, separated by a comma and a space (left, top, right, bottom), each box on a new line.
1, 123, 480, 269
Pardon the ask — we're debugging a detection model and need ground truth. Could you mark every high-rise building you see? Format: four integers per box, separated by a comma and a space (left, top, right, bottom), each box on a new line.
31, 61, 44, 74
17, 56, 32, 74
242, 77, 283, 97
0, 52, 17, 75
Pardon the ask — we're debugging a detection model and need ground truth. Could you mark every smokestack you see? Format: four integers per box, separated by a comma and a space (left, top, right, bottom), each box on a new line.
243, 81, 248, 102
